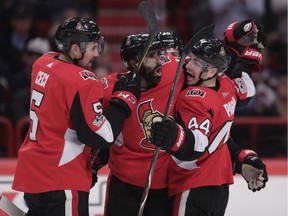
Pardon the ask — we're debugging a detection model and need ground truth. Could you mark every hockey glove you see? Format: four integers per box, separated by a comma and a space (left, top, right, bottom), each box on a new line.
150, 119, 185, 153
110, 73, 141, 117
237, 149, 268, 192
91, 164, 98, 188
223, 20, 266, 72
90, 148, 110, 188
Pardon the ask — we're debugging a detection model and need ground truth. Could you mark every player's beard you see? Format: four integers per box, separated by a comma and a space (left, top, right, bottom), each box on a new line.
140, 64, 162, 89
86, 58, 98, 71
78, 58, 93, 71
91, 59, 97, 70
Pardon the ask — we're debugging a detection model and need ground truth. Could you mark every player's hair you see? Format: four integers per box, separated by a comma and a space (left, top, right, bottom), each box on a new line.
55, 17, 104, 55
192, 38, 231, 73
120, 33, 161, 71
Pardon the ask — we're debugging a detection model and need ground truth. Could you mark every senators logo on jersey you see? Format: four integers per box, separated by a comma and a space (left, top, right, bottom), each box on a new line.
137, 100, 163, 150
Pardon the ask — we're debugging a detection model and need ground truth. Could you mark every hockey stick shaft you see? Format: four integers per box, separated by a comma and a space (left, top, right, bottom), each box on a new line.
90, 148, 100, 166
0, 195, 26, 216
135, 1, 158, 71
137, 24, 216, 216
137, 38, 194, 216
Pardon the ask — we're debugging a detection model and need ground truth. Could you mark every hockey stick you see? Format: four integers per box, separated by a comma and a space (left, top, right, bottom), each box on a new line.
137, 24, 216, 216
0, 195, 26, 216
134, 0, 159, 72
90, 1, 158, 166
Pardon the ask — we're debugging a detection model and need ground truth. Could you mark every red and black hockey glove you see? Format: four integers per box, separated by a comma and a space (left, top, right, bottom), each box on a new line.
91, 148, 110, 188
223, 20, 267, 72
150, 119, 185, 153
110, 73, 141, 117
237, 149, 268, 192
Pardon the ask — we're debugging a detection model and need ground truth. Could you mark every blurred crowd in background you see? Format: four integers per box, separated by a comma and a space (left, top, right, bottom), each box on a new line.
0, 0, 287, 157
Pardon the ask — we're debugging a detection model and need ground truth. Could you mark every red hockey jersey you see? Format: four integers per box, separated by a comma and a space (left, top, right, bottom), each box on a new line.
12, 52, 114, 193
102, 55, 184, 189
168, 73, 255, 196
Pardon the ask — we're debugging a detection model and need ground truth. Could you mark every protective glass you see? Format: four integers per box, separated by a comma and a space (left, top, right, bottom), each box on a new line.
80, 36, 105, 55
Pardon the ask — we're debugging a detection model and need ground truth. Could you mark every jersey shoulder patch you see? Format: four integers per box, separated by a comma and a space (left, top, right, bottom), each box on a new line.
185, 88, 206, 98
101, 77, 108, 89
234, 77, 248, 94
79, 70, 98, 81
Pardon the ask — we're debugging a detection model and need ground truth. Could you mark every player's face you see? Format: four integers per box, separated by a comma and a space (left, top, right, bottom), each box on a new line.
184, 53, 204, 85
143, 50, 162, 72
141, 50, 162, 86
166, 47, 180, 59
185, 53, 213, 86
159, 48, 180, 64
78, 41, 100, 70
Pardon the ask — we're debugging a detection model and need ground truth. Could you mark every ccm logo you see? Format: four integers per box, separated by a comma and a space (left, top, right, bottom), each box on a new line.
117, 92, 136, 105
176, 126, 185, 147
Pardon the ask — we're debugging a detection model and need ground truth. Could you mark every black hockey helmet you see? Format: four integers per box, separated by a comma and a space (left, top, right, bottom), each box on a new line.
192, 37, 231, 73
120, 33, 161, 70
157, 31, 183, 54
55, 17, 104, 55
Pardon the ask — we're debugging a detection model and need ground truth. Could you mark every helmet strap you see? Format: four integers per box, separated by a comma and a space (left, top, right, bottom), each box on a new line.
63, 51, 83, 67
195, 68, 218, 86
75, 51, 85, 62
195, 71, 205, 86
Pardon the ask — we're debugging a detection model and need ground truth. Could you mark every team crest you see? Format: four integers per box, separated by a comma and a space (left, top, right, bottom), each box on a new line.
76, 22, 83, 30
160, 54, 172, 65
219, 47, 226, 56
125, 37, 131, 46
79, 70, 98, 80
186, 89, 206, 98
137, 100, 164, 150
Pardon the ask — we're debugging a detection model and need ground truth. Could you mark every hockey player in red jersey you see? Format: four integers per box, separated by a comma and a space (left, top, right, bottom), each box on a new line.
97, 32, 184, 216
12, 17, 141, 216
150, 23, 268, 215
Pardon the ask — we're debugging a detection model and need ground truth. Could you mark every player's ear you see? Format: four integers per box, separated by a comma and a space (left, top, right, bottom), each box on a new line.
70, 43, 82, 58
208, 67, 218, 78
129, 59, 137, 68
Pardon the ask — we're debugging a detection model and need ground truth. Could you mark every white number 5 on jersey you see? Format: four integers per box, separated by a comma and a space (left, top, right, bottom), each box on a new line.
30, 89, 44, 141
